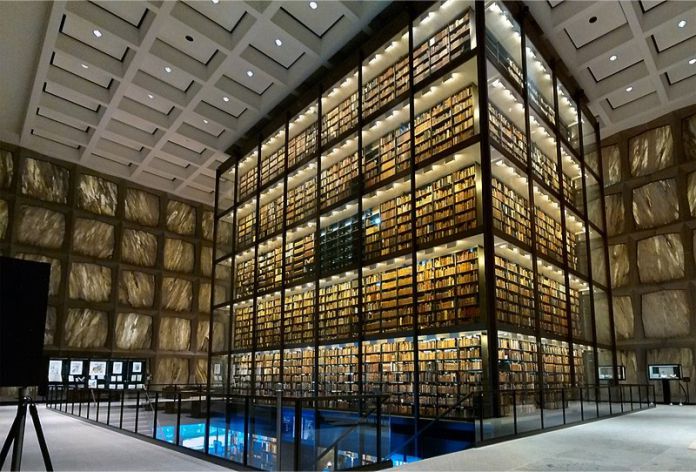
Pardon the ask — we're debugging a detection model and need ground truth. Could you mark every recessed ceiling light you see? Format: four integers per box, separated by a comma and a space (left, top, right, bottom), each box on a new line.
211, 0, 219, 3
203, 119, 209, 124
609, 55, 617, 61
164, 66, 172, 73
147, 94, 154, 99
223, 96, 230, 102
275, 38, 283, 47
678, 19, 687, 28
690, 58, 696, 65
625, 86, 633, 92
93, 29, 102, 38
81, 63, 89, 69
309, 1, 318, 9
246, 70, 254, 77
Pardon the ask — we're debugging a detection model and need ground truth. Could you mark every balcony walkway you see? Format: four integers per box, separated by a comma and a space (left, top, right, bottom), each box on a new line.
396, 405, 696, 471
0, 405, 230, 471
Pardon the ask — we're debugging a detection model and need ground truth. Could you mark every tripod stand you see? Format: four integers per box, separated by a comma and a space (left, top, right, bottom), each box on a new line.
0, 389, 53, 471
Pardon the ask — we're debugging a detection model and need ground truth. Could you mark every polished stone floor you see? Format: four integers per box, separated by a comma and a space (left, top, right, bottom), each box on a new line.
0, 405, 229, 471
396, 405, 696, 471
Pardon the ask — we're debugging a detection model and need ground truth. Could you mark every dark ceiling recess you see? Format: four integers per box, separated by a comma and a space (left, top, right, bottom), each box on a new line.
185, 35, 193, 42
589, 16, 597, 24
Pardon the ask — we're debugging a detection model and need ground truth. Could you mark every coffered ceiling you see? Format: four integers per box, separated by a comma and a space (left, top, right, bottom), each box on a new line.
526, 0, 696, 138
0, 0, 386, 204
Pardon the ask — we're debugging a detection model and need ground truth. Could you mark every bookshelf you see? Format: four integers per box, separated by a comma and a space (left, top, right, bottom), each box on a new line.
363, 264, 414, 335
213, 0, 611, 423
284, 288, 315, 346
364, 338, 415, 415
494, 254, 535, 329
415, 164, 478, 246
230, 352, 252, 394
284, 348, 314, 397
417, 247, 480, 329
318, 343, 359, 409
318, 278, 359, 343
256, 296, 281, 349
418, 332, 482, 418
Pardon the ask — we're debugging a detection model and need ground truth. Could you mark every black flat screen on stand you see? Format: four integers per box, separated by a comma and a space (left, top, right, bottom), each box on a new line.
0, 256, 51, 387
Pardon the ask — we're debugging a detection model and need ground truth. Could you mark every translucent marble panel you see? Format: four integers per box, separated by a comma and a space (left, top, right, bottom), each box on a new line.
166, 200, 195, 235
161, 277, 192, 312
76, 174, 118, 216
594, 293, 611, 345
72, 218, 114, 259
118, 271, 155, 308
683, 113, 696, 161
613, 296, 634, 340
68, 262, 112, 302
16, 253, 61, 296
202, 210, 214, 241
632, 179, 679, 229
159, 317, 191, 351
602, 145, 621, 187
197, 321, 209, 351
115, 312, 152, 350
617, 350, 638, 384
688, 171, 696, 217
64, 308, 108, 348
0, 149, 13, 188
604, 194, 625, 236
629, 125, 673, 176
198, 283, 211, 313
0, 199, 7, 240
591, 246, 607, 285
44, 306, 56, 346
124, 188, 159, 226
637, 233, 684, 283
608, 244, 629, 288
641, 290, 690, 338
647, 347, 695, 401
163, 238, 194, 273
20, 158, 70, 203
194, 359, 207, 384
121, 229, 158, 267
16, 206, 65, 249
200, 245, 212, 277
154, 357, 188, 384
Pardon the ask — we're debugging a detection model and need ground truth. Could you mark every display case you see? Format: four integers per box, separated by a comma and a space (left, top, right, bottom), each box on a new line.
212, 0, 614, 422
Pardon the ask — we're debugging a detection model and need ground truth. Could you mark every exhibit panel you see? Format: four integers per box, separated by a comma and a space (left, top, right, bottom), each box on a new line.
211, 0, 615, 422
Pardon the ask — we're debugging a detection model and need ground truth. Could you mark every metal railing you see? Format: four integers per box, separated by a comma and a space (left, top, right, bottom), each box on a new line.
474, 383, 656, 443
46, 385, 390, 471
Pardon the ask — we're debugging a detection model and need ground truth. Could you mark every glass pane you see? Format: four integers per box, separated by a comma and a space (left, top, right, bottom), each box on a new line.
217, 167, 235, 213
557, 82, 579, 152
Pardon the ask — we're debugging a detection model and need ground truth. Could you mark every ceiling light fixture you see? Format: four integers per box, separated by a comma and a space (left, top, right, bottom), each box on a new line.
275, 38, 283, 47
223, 96, 230, 102
309, 1, 318, 10
203, 119, 209, 124
147, 94, 154, 99
690, 58, 696, 65
609, 55, 617, 61
164, 66, 172, 73
93, 29, 102, 38
626, 86, 633, 92
211, 0, 219, 4
246, 70, 254, 77
81, 63, 89, 69
678, 19, 687, 28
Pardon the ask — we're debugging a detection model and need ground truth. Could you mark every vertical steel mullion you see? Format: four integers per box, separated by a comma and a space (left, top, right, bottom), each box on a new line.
475, 0, 500, 419
517, 8, 545, 417
279, 113, 290, 391
312, 87, 322, 465
226, 159, 240, 398
250, 138, 262, 397
153, 392, 159, 440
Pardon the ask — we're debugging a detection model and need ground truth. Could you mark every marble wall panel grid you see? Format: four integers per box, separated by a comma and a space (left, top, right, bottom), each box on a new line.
602, 145, 621, 187
641, 290, 690, 338
1, 145, 217, 384
612, 296, 633, 340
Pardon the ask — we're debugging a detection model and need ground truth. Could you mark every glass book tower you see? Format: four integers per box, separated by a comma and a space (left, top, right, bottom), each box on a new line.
210, 0, 615, 424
